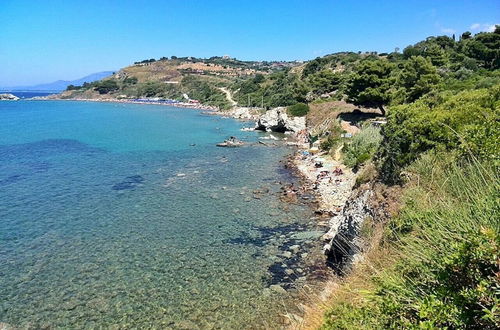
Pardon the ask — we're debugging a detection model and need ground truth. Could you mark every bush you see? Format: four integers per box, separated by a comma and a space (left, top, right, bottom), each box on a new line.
343, 126, 382, 169
287, 102, 310, 117
123, 77, 138, 85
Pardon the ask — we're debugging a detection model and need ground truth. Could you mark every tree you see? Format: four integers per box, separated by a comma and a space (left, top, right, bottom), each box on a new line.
94, 80, 119, 94
308, 69, 343, 95
346, 59, 394, 115
253, 73, 265, 84
398, 56, 441, 102
461, 31, 472, 40
464, 32, 500, 69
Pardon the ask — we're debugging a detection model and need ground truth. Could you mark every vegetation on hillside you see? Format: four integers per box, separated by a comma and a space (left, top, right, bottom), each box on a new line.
318, 26, 499, 329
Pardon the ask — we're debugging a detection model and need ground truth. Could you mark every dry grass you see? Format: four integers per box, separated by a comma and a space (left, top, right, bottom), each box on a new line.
307, 101, 380, 136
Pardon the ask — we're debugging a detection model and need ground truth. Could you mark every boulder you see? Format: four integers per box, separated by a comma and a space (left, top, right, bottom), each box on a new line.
255, 107, 306, 133
269, 284, 287, 294
0, 93, 19, 101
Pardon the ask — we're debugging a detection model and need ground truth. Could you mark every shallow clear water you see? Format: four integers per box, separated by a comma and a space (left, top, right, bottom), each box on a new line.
0, 101, 315, 328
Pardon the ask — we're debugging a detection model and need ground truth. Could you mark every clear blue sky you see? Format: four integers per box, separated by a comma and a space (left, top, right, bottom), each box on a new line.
1, 0, 498, 86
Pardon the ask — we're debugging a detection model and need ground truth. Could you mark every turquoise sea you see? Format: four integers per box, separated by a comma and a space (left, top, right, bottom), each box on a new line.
0, 101, 321, 328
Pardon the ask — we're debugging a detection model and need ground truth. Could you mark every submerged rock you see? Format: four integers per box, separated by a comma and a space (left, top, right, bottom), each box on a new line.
216, 136, 244, 147
291, 231, 324, 240
282, 251, 293, 258
269, 284, 287, 294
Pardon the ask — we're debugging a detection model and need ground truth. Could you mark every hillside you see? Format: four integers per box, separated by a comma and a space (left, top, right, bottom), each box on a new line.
58, 56, 302, 109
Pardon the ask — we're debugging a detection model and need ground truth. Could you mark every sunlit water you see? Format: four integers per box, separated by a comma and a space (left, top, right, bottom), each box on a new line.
0, 101, 319, 328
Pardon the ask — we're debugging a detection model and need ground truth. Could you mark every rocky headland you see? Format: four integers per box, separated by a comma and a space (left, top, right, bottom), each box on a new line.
0, 93, 19, 101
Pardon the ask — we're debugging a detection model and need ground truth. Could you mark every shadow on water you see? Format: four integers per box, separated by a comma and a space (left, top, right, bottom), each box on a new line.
112, 175, 145, 190
0, 139, 105, 158
0, 174, 25, 186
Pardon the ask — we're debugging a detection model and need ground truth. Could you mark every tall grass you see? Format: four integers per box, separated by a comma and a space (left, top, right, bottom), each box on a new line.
320, 152, 499, 329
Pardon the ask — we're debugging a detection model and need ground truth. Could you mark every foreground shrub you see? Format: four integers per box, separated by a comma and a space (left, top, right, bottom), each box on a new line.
343, 126, 382, 169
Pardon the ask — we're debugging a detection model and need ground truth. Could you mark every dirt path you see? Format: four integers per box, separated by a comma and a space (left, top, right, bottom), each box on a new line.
218, 87, 237, 107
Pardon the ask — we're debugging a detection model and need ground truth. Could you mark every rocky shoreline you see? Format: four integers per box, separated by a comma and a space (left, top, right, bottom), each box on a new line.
32, 95, 221, 111
28, 95, 364, 313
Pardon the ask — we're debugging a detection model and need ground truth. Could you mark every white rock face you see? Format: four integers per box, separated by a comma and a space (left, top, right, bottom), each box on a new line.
229, 107, 255, 120
0, 93, 20, 100
255, 107, 306, 133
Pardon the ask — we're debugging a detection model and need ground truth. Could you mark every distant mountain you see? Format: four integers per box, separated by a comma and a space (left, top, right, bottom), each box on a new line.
1, 71, 115, 92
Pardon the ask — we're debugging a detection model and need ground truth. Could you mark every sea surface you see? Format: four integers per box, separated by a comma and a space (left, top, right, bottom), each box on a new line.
0, 101, 317, 328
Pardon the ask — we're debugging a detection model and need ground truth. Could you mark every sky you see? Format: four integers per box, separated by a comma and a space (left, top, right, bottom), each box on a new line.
0, 0, 498, 86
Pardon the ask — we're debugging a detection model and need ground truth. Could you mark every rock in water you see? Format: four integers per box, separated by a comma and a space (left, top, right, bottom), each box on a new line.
0, 93, 20, 101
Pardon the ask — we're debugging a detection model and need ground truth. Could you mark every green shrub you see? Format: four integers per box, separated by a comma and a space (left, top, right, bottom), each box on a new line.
378, 85, 500, 183
343, 126, 382, 169
94, 80, 119, 94
123, 76, 138, 85
287, 102, 310, 117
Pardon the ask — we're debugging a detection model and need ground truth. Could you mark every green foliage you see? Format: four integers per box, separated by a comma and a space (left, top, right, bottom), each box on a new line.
134, 58, 156, 64
302, 57, 330, 77
94, 80, 119, 94
232, 70, 309, 108
66, 84, 81, 91
287, 102, 309, 117
137, 81, 168, 97
343, 126, 382, 169
319, 122, 345, 152
307, 69, 343, 95
181, 76, 230, 109
378, 86, 500, 183
323, 156, 499, 329
396, 56, 441, 103
462, 30, 500, 69
346, 59, 394, 114
123, 76, 138, 85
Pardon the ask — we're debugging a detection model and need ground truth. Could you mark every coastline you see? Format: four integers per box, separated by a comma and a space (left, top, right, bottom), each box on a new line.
34, 96, 221, 111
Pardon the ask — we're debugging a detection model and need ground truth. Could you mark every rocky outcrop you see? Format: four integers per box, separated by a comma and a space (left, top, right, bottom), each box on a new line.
226, 107, 260, 120
0, 93, 19, 101
322, 188, 374, 273
322, 182, 401, 274
255, 107, 306, 133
